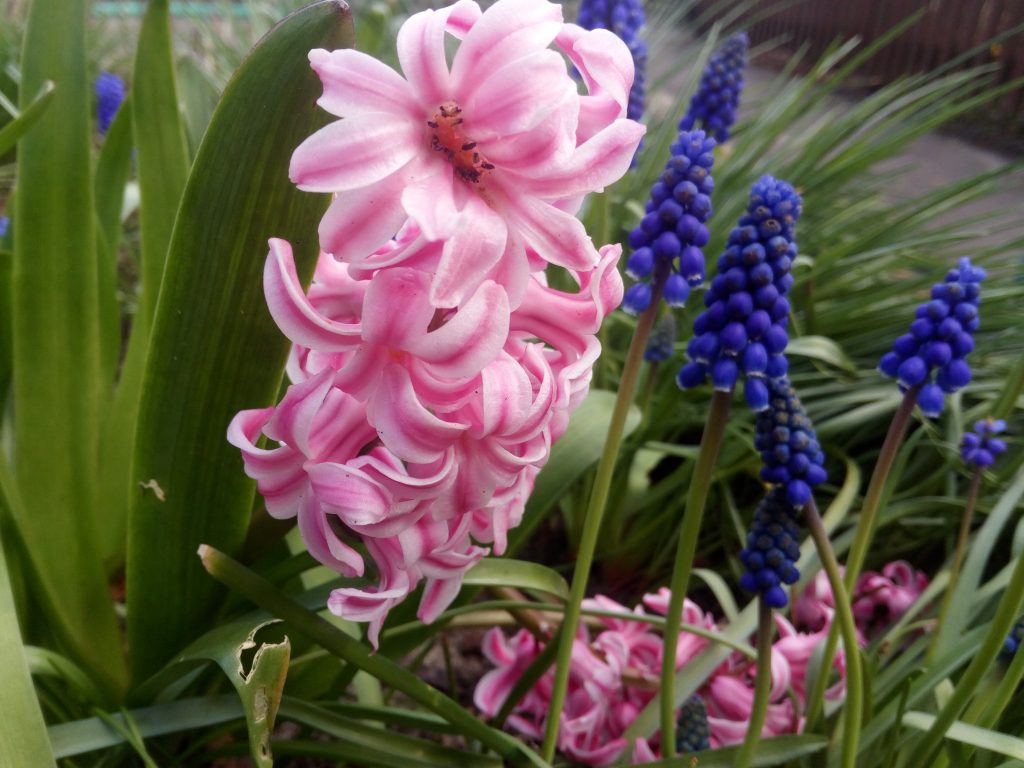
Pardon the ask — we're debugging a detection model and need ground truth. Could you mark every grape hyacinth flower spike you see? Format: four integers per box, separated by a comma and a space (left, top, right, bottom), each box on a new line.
739, 487, 802, 608
576, 0, 647, 123
755, 377, 828, 506
878, 257, 985, 417
677, 176, 802, 412
95, 71, 125, 135
676, 694, 712, 753
679, 32, 748, 142
961, 417, 1008, 468
622, 129, 716, 315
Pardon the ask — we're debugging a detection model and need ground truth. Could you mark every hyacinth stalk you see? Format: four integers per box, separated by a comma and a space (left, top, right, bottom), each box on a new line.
928, 418, 1007, 664
658, 388, 730, 757
540, 274, 664, 762
734, 598, 774, 768
804, 498, 864, 768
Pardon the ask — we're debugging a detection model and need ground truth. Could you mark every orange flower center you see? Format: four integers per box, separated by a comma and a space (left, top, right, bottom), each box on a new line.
427, 102, 494, 184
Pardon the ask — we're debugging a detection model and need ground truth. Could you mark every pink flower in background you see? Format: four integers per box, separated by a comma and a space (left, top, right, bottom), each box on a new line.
474, 589, 838, 764
289, 0, 644, 307
852, 560, 929, 639
793, 562, 928, 641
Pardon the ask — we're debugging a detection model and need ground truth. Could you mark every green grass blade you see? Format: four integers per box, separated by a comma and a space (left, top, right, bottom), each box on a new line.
0, 79, 53, 155
126, 0, 354, 681
0, 531, 57, 767
901, 712, 1024, 761
131, 0, 189, 330
13, 0, 124, 695
463, 558, 570, 601
92, 96, 134, 390
47, 695, 244, 759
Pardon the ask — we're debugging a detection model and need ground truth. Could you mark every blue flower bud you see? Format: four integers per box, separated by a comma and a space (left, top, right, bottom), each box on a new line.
622, 283, 652, 316
663, 273, 691, 308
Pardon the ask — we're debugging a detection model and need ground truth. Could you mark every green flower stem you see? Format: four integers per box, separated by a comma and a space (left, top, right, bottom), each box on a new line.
914, 548, 1024, 766
805, 498, 863, 768
198, 545, 549, 768
735, 598, 774, 768
805, 385, 919, 727
927, 467, 982, 664
539, 288, 663, 763
659, 388, 732, 758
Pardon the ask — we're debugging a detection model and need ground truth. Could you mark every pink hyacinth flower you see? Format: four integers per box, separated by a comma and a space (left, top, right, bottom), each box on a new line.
289, 0, 645, 308
852, 560, 928, 639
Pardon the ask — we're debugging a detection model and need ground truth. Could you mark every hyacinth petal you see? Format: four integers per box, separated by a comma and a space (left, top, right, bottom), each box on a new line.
297, 493, 365, 577
414, 281, 511, 377
264, 239, 362, 351
503, 192, 599, 270
450, 0, 562, 95
263, 369, 335, 457
463, 50, 573, 138
309, 48, 419, 119
418, 575, 466, 624
395, 4, 462, 107
514, 119, 645, 193
360, 269, 435, 348
430, 196, 509, 307
226, 408, 306, 519
556, 25, 631, 114
306, 463, 392, 527
400, 161, 459, 242
289, 112, 419, 192
369, 365, 467, 462
318, 171, 412, 261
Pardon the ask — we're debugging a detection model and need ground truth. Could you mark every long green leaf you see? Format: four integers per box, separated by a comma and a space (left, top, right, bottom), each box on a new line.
645, 735, 828, 766
47, 695, 244, 759
200, 545, 550, 768
901, 712, 1024, 761
126, 0, 354, 681
93, 96, 134, 392
0, 79, 53, 155
13, 0, 124, 694
0, 529, 57, 767
463, 558, 570, 601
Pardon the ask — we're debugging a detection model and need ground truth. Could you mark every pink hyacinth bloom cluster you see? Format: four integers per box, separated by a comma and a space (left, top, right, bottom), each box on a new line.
475, 589, 843, 765
228, 0, 644, 646
793, 560, 928, 641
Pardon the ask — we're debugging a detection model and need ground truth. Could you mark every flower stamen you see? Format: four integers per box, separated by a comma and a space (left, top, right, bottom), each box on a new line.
428, 102, 494, 183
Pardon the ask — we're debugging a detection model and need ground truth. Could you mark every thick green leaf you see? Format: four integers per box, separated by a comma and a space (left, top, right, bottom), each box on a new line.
0, 529, 56, 767
786, 334, 856, 372
463, 558, 570, 601
279, 698, 502, 768
0, 79, 53, 155
126, 0, 353, 680
644, 735, 828, 766
901, 712, 1024, 760
47, 695, 244, 759
930, 466, 1024, 661
13, 0, 124, 694
93, 96, 134, 392
200, 545, 549, 768
507, 389, 642, 556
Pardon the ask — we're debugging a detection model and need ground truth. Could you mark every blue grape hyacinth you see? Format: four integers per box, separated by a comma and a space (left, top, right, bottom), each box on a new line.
622, 130, 716, 315
754, 377, 828, 506
644, 312, 677, 363
577, 0, 647, 122
676, 694, 711, 753
1004, 621, 1024, 658
962, 418, 1008, 468
739, 486, 802, 608
95, 71, 125, 135
677, 176, 801, 412
679, 32, 748, 142
878, 257, 985, 417
0, 216, 8, 239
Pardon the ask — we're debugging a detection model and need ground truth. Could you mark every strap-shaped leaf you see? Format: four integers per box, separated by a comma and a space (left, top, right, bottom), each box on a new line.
0, 80, 53, 155
126, 0, 353, 680
13, 0, 124, 694
464, 558, 570, 601
0, 530, 56, 767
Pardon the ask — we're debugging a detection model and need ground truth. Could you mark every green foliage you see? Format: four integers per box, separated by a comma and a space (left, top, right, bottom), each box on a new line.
0, 0, 1021, 766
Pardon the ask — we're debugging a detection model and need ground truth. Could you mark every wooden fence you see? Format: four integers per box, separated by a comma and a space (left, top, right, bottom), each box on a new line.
691, 0, 1024, 131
